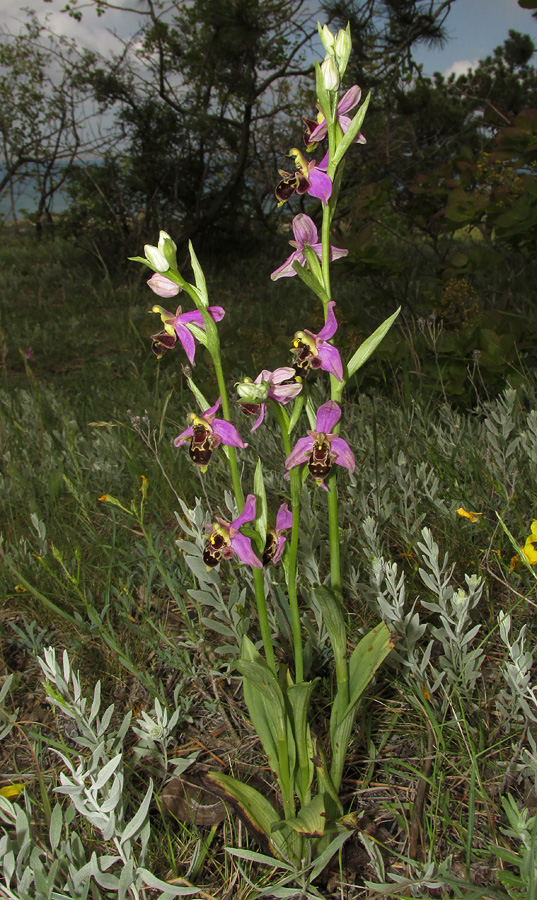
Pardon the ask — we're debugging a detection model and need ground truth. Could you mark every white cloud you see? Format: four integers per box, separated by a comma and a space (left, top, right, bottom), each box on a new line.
444, 58, 479, 78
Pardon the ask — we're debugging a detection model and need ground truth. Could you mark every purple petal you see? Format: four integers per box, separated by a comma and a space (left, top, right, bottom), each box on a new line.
316, 401, 341, 434
178, 309, 204, 326
271, 249, 304, 280
330, 437, 356, 472
292, 214, 319, 248
328, 243, 348, 262
285, 436, 314, 470
338, 85, 362, 115
175, 323, 196, 364
308, 119, 328, 143
147, 273, 181, 298
316, 342, 343, 381
173, 426, 194, 447
250, 404, 266, 431
307, 168, 332, 206
208, 305, 226, 322
232, 494, 257, 530
316, 301, 338, 342
275, 502, 292, 532
230, 533, 263, 569
212, 418, 248, 448
202, 397, 222, 421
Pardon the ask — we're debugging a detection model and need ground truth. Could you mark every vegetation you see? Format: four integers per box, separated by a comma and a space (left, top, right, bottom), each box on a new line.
2, 4, 537, 899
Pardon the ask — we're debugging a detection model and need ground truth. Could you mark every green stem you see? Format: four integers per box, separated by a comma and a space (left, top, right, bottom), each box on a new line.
203, 308, 276, 673
273, 402, 304, 684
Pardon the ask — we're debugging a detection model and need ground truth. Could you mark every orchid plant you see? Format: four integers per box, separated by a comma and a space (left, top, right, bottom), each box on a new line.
129, 22, 400, 873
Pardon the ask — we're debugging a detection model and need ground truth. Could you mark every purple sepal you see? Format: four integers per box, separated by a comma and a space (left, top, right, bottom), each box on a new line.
174, 426, 194, 447
285, 435, 314, 470
230, 532, 263, 568
316, 342, 343, 382
316, 401, 341, 434
232, 494, 257, 530
330, 436, 356, 472
212, 419, 248, 448
276, 502, 292, 531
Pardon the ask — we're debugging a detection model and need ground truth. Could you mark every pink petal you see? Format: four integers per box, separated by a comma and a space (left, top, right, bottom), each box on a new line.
285, 436, 314, 470
292, 214, 319, 248
272, 535, 287, 564
330, 437, 355, 473
271, 249, 304, 280
173, 426, 194, 447
175, 323, 196, 364
147, 273, 181, 298
208, 305, 226, 322
316, 342, 343, 381
202, 397, 222, 422
232, 494, 257, 530
250, 404, 266, 431
316, 301, 338, 342
308, 119, 328, 143
307, 168, 332, 206
275, 502, 292, 532
212, 418, 248, 448
316, 400, 341, 434
338, 85, 362, 115
230, 533, 263, 568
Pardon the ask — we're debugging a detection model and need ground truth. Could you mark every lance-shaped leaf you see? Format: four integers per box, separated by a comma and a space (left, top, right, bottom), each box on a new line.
314, 586, 349, 741
286, 680, 316, 804
201, 771, 297, 862
331, 92, 371, 171
330, 622, 394, 789
188, 240, 209, 307
344, 307, 401, 382
273, 794, 326, 837
254, 458, 268, 549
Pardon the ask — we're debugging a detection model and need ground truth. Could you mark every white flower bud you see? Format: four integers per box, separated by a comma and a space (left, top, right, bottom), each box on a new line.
321, 55, 340, 91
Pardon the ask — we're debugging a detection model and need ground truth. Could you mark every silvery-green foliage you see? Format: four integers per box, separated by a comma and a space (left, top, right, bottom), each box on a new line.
0, 674, 16, 740
131, 695, 196, 778
365, 855, 452, 896
418, 528, 485, 695
8, 615, 51, 655
483, 388, 521, 498
498, 794, 537, 893
2, 647, 199, 899
176, 499, 252, 659
520, 408, 537, 466
497, 612, 537, 725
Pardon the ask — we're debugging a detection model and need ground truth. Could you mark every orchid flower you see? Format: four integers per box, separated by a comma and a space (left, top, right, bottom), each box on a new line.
275, 149, 332, 206
263, 502, 293, 565
203, 494, 262, 569
174, 398, 247, 472
237, 367, 302, 431
150, 299, 225, 363
291, 300, 343, 382
304, 86, 366, 149
271, 214, 347, 281
285, 400, 355, 490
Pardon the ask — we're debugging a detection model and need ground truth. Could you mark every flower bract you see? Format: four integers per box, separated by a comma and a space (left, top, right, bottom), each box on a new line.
203, 494, 262, 569
174, 398, 247, 472
290, 300, 343, 381
271, 214, 347, 281
285, 400, 355, 489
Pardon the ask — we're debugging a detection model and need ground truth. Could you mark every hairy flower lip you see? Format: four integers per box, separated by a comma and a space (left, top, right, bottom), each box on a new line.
275, 150, 332, 206
150, 304, 225, 363
285, 400, 355, 489
174, 397, 247, 470
204, 494, 262, 569
289, 301, 343, 382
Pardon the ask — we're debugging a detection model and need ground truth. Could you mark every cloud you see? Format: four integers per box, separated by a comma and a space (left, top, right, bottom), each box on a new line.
444, 58, 479, 78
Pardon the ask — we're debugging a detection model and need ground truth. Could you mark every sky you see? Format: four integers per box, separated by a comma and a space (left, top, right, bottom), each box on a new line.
1, 0, 537, 80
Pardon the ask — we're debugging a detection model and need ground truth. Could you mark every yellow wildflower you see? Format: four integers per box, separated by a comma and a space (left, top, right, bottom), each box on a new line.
457, 507, 482, 524
0, 784, 24, 800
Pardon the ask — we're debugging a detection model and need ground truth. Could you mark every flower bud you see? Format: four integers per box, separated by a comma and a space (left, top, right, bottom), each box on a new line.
236, 377, 270, 402
144, 243, 169, 272
318, 22, 335, 53
335, 25, 351, 77
147, 273, 181, 298
158, 231, 178, 270
321, 55, 340, 91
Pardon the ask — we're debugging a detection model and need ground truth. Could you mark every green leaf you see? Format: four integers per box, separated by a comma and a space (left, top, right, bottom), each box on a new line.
315, 60, 332, 135
347, 622, 394, 717
188, 240, 209, 306
331, 92, 371, 171
344, 307, 401, 382
239, 637, 284, 777
254, 458, 268, 549
184, 375, 210, 413
292, 259, 330, 305
313, 586, 346, 665
309, 829, 352, 881
201, 771, 295, 862
279, 794, 326, 837
286, 680, 316, 803
287, 392, 304, 435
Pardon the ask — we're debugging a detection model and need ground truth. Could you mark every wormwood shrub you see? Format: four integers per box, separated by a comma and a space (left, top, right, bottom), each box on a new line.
2, 21, 537, 900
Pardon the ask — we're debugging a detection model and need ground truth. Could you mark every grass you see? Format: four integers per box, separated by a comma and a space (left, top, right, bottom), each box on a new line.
1, 232, 537, 898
